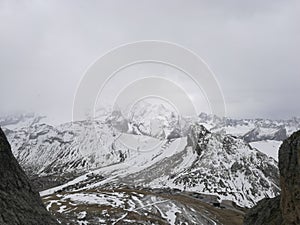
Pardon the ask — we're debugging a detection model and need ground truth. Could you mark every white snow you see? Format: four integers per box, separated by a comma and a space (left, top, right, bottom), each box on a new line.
63, 193, 124, 208
250, 140, 282, 160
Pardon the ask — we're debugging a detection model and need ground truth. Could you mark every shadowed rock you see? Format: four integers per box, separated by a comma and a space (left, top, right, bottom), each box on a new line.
243, 196, 282, 225
0, 127, 58, 225
279, 130, 300, 225
244, 130, 300, 225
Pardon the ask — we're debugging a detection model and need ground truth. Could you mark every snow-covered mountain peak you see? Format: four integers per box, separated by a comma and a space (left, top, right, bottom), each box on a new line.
38, 122, 280, 208
0, 112, 293, 208
105, 99, 182, 139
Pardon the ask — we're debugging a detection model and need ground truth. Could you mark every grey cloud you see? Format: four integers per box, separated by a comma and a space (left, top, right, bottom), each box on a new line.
0, 0, 299, 123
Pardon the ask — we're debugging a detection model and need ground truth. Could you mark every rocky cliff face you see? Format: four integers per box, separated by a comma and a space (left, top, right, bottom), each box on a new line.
0, 127, 58, 225
244, 130, 300, 225
279, 130, 300, 225
243, 196, 282, 225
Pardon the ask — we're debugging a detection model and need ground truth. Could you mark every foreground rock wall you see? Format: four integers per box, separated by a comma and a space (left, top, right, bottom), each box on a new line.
279, 130, 300, 225
0, 127, 58, 225
244, 130, 300, 225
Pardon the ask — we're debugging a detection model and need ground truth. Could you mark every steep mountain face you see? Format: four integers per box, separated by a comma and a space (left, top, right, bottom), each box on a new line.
4, 121, 130, 175
197, 113, 300, 160
128, 101, 181, 139
2, 106, 185, 176
146, 124, 280, 207
36, 124, 280, 224
2, 109, 298, 224
39, 124, 280, 208
279, 130, 300, 225
4, 110, 297, 174
106, 109, 299, 160
0, 127, 58, 225
107, 101, 183, 140
0, 111, 291, 208
244, 130, 300, 225
243, 196, 282, 225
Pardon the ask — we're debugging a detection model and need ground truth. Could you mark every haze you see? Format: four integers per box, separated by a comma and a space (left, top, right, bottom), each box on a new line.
0, 0, 299, 124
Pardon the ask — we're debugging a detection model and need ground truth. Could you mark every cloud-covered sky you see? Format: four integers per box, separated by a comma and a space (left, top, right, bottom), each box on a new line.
0, 0, 299, 123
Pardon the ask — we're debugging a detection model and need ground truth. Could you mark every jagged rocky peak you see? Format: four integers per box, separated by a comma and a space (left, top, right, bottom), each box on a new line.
107, 100, 181, 139
128, 100, 180, 138
171, 123, 280, 207
279, 130, 300, 225
244, 130, 300, 225
242, 126, 288, 142
187, 123, 211, 154
0, 127, 58, 225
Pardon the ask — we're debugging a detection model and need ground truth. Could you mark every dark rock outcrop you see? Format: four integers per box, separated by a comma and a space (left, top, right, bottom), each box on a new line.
279, 130, 300, 225
0, 127, 58, 225
244, 130, 300, 225
243, 196, 282, 225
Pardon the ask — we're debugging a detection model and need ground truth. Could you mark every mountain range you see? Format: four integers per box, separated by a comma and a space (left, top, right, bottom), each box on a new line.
1, 106, 300, 224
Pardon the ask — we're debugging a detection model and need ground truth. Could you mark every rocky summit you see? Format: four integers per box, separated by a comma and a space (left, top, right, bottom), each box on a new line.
244, 130, 300, 225
0, 127, 58, 225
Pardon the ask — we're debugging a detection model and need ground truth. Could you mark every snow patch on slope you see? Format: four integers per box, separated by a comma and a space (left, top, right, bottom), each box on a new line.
249, 140, 282, 160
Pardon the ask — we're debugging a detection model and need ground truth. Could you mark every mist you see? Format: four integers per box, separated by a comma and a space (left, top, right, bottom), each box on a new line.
1, 0, 299, 124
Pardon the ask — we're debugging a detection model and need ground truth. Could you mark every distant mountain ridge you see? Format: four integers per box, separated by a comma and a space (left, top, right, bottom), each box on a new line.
1, 107, 299, 208
0, 112, 45, 130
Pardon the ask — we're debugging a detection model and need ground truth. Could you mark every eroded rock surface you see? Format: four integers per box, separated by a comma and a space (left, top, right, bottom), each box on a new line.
279, 130, 300, 225
244, 130, 300, 225
0, 127, 58, 225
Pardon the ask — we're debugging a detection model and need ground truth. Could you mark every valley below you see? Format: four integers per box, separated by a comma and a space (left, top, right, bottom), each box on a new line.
43, 186, 245, 225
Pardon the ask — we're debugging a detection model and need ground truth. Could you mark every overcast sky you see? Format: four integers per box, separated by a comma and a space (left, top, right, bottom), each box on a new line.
0, 0, 299, 123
